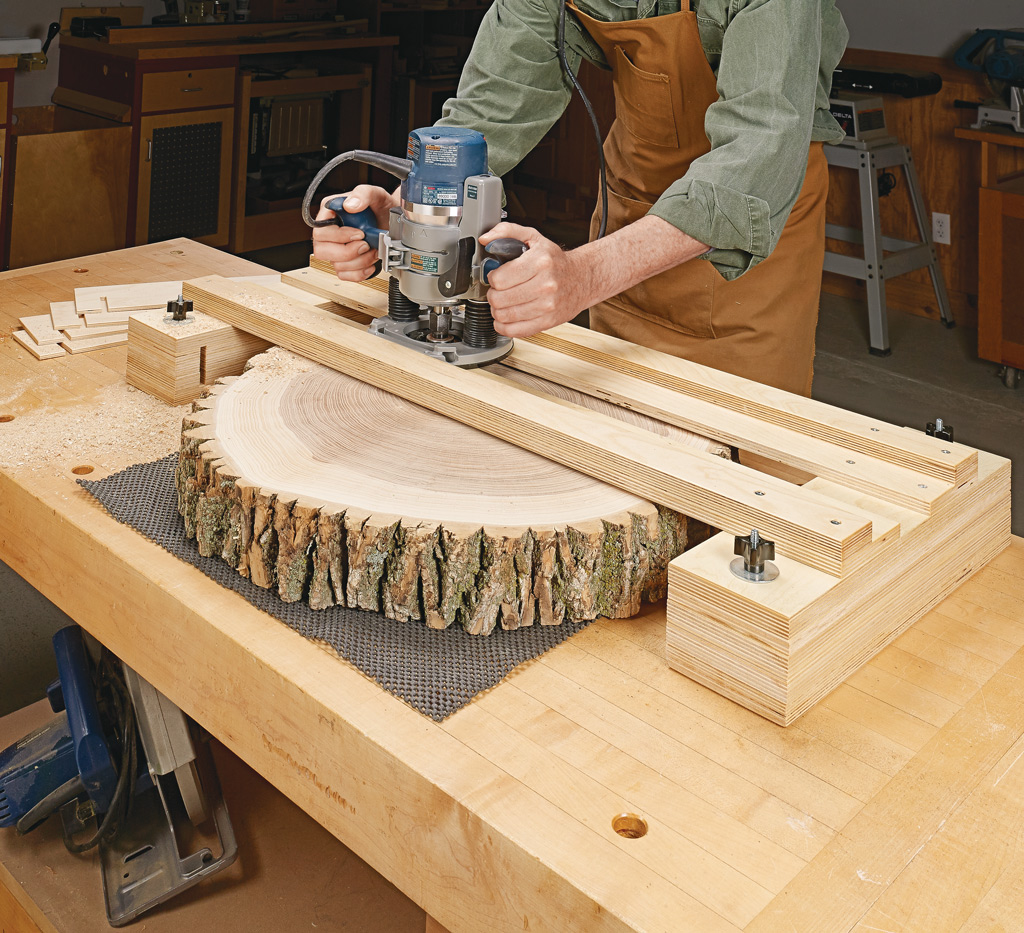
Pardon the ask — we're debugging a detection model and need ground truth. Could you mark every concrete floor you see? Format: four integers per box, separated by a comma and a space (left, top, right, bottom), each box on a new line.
1, 291, 1020, 718
813, 294, 1023, 536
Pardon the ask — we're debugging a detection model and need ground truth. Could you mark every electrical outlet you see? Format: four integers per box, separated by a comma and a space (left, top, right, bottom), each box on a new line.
932, 212, 951, 246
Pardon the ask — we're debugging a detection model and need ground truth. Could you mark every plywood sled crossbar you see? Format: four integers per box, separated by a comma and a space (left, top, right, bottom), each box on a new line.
184, 276, 875, 577
285, 264, 977, 487
184, 270, 1011, 724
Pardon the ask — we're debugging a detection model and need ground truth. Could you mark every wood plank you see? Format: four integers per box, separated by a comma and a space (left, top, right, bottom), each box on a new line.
61, 323, 129, 339
18, 314, 63, 345
49, 301, 81, 330
74, 281, 182, 315
502, 339, 949, 516
59, 333, 128, 354
83, 311, 131, 326
12, 330, 66, 361
530, 325, 977, 486
283, 267, 976, 486
182, 276, 877, 577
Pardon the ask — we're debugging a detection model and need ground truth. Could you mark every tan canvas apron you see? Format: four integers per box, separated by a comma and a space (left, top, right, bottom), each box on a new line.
572, 1, 828, 395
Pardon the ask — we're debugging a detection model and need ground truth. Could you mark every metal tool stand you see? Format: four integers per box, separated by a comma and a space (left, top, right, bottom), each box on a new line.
824, 138, 955, 355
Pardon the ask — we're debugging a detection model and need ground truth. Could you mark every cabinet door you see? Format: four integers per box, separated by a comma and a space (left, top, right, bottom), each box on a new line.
137, 108, 233, 247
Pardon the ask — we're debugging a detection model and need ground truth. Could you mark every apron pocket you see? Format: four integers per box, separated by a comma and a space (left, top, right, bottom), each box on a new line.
598, 187, 717, 340
612, 46, 680, 148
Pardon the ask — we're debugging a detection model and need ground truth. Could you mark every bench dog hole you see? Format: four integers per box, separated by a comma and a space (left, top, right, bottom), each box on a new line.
0, 415, 14, 423
612, 813, 648, 839
71, 465, 95, 476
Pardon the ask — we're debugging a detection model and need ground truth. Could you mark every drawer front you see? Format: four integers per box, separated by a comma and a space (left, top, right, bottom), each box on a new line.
141, 67, 234, 113
0, 81, 8, 126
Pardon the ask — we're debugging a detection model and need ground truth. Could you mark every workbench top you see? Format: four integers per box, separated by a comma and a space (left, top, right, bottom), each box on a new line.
2, 240, 1023, 933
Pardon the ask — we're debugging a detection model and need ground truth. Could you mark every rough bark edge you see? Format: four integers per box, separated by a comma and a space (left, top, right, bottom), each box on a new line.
175, 386, 715, 636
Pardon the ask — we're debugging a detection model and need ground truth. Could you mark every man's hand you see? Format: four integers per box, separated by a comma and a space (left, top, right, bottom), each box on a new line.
480, 223, 590, 338
312, 185, 400, 282
481, 216, 711, 338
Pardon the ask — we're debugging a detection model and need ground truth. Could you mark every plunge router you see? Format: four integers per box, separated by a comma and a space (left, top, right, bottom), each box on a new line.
302, 127, 526, 366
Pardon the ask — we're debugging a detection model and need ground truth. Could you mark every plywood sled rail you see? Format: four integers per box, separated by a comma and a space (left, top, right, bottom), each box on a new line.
183, 275, 878, 577
284, 265, 974, 492
530, 326, 977, 487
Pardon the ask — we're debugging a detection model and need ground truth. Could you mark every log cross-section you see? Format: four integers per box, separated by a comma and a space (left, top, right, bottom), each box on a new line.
183, 276, 879, 576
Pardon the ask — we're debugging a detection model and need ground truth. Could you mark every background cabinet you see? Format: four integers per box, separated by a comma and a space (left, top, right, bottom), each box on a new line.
137, 107, 234, 247
7, 107, 131, 269
43, 25, 396, 264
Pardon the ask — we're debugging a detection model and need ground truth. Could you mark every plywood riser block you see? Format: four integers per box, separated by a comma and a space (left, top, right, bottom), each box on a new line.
666, 451, 1012, 725
126, 313, 271, 405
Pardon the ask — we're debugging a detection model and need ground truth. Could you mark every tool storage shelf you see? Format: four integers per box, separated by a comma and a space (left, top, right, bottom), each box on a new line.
233, 64, 373, 254
48, 24, 397, 256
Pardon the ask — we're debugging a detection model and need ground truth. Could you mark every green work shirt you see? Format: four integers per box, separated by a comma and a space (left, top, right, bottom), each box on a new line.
437, 0, 849, 279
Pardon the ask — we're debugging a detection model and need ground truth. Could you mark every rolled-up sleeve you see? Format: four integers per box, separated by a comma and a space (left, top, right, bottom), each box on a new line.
437, 0, 579, 178
648, 0, 846, 279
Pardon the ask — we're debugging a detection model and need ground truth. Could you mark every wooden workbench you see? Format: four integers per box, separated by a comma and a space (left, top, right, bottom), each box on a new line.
2, 239, 1024, 933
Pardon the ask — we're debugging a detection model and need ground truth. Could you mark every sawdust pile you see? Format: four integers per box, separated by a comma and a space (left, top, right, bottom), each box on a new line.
0, 382, 189, 476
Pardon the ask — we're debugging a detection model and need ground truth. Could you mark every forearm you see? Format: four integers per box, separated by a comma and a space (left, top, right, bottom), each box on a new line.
568, 215, 709, 309
481, 216, 708, 338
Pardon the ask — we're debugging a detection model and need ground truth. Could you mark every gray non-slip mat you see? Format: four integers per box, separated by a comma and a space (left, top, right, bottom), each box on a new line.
79, 454, 592, 721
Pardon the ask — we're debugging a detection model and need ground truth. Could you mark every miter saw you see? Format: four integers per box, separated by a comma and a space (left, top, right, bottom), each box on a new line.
0, 626, 236, 926
955, 29, 1024, 133
301, 126, 526, 367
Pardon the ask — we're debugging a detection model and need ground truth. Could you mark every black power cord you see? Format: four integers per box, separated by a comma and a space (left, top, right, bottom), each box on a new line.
557, 0, 608, 238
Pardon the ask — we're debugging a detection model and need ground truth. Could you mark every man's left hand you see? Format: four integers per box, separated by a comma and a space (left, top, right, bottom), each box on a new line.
479, 223, 589, 338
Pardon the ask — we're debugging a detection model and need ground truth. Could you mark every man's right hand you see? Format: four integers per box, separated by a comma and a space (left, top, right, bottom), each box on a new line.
312, 184, 400, 282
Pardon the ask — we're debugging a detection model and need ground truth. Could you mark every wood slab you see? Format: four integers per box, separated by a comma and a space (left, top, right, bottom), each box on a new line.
179, 349, 714, 634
